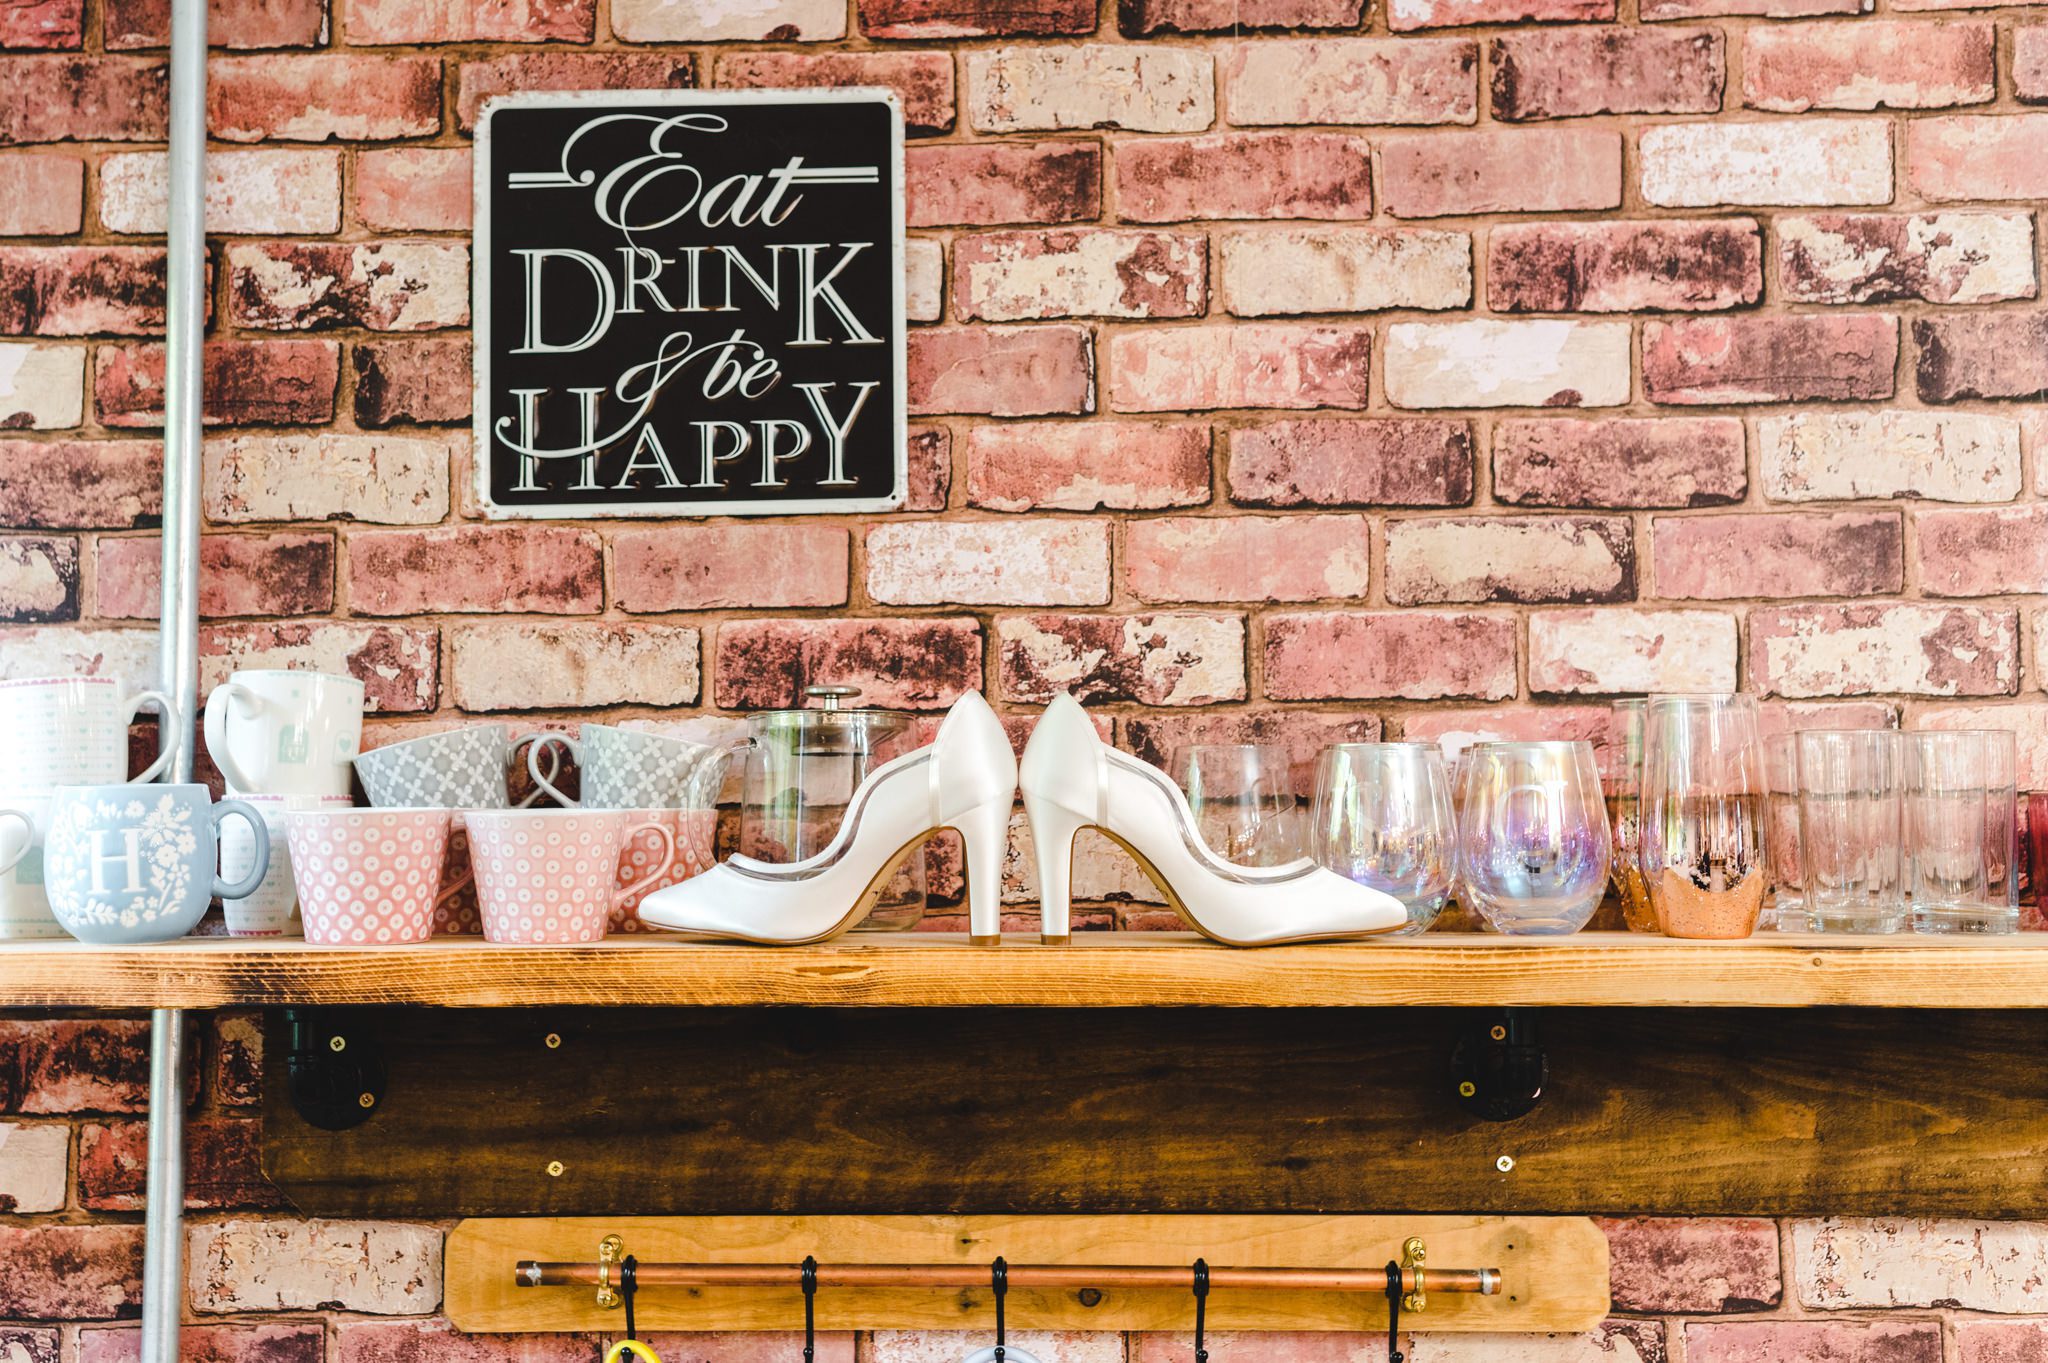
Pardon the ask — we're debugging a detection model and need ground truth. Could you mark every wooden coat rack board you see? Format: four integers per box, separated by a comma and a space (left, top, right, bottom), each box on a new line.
444, 1215, 1611, 1335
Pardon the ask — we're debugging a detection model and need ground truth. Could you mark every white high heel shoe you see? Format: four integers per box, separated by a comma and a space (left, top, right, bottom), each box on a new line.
637, 691, 1019, 945
1019, 694, 1410, 946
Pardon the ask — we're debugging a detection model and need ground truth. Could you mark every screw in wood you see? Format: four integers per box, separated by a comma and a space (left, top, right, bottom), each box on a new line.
547, 1160, 565, 1177
357, 1093, 375, 1109
329, 1036, 346, 1052
1457, 1081, 1476, 1097
1488, 1025, 1507, 1042
1495, 1155, 1515, 1173
545, 1033, 563, 1049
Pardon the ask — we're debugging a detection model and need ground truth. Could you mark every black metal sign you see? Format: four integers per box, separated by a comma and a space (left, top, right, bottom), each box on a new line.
474, 90, 906, 517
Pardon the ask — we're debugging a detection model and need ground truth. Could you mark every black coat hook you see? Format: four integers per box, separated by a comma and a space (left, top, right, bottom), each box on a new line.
1191, 1259, 1210, 1363
1384, 1260, 1404, 1363
621, 1256, 638, 1343
991, 1257, 1009, 1363
800, 1256, 818, 1363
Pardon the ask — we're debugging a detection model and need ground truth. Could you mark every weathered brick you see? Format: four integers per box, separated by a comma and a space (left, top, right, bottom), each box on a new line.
1793, 1219, 2048, 1310
455, 54, 694, 132
953, 230, 1204, 321
350, 0, 590, 41
1780, 212, 2037, 305
105, 0, 325, 47
1598, 1218, 1780, 1314
1686, 1322, 1939, 1363
207, 433, 451, 524
200, 622, 439, 712
1917, 313, 2048, 402
1265, 610, 1514, 702
1402, 704, 1612, 764
1221, 228, 1470, 316
349, 527, 604, 616
190, 1220, 441, 1314
1760, 410, 2020, 502
1124, 713, 1381, 794
0, 57, 166, 144
1644, 0, 1862, 17
333, 1321, 603, 1363
1494, 418, 1746, 508
0, 247, 169, 335
1490, 219, 1759, 314
904, 425, 951, 511
0, 1226, 142, 1318
1491, 28, 1722, 120
96, 339, 338, 427
229, 242, 466, 332
1530, 608, 1738, 695
2, 0, 81, 47
78, 1118, 279, 1210
1654, 511, 1902, 599
0, 154, 83, 234
909, 142, 1098, 228
1386, 515, 1634, 605
616, 0, 840, 39
1750, 605, 2017, 697
1909, 115, 2048, 202
1644, 314, 1897, 404
1391, 0, 1611, 29
874, 1334, 1117, 1363
907, 326, 1092, 416
1922, 705, 2048, 788
0, 535, 80, 622
1382, 128, 1621, 218
79, 1325, 321, 1363
0, 626, 159, 687
715, 617, 983, 710
1409, 1325, 1667, 1362
614, 525, 849, 611
1115, 132, 1370, 223
1111, 326, 1370, 412
0, 341, 83, 428
0, 439, 160, 528
966, 46, 1213, 133
1915, 505, 2048, 597
1222, 39, 1477, 125
860, 0, 1092, 36
355, 149, 470, 232
97, 532, 335, 619
1640, 120, 1892, 206
716, 53, 954, 135
1228, 419, 1473, 508
1386, 319, 1629, 409
0, 1018, 153, 1113
449, 624, 698, 711
2019, 27, 2048, 102
1122, 0, 1362, 33
908, 239, 944, 324
208, 56, 439, 141
0, 1122, 66, 1212
1748, 21, 1993, 112
1000, 613, 1246, 705
868, 521, 1109, 606
1126, 514, 1370, 604
100, 149, 340, 235
967, 422, 1209, 511
1958, 1321, 2048, 1363
212, 1013, 261, 1107
352, 337, 471, 427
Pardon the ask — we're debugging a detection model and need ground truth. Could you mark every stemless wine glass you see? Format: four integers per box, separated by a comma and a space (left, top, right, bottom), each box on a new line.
1641, 694, 1769, 939
1761, 731, 1804, 933
1172, 743, 1305, 868
1798, 729, 1905, 934
1455, 741, 1611, 935
1310, 743, 1456, 936
1904, 729, 2018, 935
1606, 699, 1657, 933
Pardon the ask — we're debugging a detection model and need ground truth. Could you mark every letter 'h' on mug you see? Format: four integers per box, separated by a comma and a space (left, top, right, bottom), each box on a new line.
204, 670, 364, 797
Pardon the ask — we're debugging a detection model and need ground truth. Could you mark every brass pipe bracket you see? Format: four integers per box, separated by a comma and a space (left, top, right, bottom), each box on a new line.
596, 1235, 626, 1310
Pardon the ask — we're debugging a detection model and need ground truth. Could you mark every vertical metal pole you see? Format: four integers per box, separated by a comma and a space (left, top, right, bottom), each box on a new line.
141, 1010, 186, 1363
158, 0, 206, 785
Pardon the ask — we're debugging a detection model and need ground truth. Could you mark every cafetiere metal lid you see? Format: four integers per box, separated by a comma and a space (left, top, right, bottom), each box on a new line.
745, 685, 912, 757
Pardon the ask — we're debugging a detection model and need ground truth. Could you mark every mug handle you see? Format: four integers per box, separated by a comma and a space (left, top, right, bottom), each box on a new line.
0, 808, 35, 877
210, 799, 271, 901
509, 731, 566, 809
525, 733, 579, 808
126, 690, 185, 784
611, 817, 677, 908
201, 683, 263, 794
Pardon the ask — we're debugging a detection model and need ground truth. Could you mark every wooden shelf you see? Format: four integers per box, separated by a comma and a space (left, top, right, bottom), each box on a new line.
2, 929, 2047, 1009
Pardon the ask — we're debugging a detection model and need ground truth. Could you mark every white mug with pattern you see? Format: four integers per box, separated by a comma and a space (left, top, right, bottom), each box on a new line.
203, 669, 363, 798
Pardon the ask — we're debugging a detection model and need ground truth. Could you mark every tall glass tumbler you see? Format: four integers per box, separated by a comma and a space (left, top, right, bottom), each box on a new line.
1761, 731, 1804, 932
1798, 729, 1905, 934
1607, 699, 1657, 933
1455, 741, 1611, 936
1310, 743, 1457, 936
1641, 694, 1769, 939
1173, 744, 1305, 868
1905, 729, 2018, 935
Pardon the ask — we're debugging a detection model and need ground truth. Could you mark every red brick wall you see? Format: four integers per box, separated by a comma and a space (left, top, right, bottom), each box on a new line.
4, 0, 2048, 1354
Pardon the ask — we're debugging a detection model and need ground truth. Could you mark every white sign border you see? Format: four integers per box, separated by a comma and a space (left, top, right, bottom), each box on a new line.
472, 87, 910, 519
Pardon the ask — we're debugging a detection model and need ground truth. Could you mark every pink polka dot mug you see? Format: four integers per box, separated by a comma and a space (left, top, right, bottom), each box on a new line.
285, 808, 458, 946
464, 808, 676, 944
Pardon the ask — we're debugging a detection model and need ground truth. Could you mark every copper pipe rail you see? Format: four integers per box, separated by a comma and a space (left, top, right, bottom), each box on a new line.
515, 1260, 1501, 1296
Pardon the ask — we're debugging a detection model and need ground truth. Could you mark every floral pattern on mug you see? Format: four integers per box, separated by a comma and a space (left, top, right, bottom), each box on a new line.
287, 809, 452, 946
467, 810, 673, 944
48, 792, 198, 932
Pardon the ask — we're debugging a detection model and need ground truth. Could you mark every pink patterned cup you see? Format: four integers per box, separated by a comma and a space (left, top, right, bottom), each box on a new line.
465, 808, 676, 944
286, 808, 456, 946
612, 807, 718, 933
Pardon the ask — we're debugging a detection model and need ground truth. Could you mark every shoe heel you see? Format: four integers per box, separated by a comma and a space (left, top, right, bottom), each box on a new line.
1025, 793, 1085, 945
953, 798, 1013, 946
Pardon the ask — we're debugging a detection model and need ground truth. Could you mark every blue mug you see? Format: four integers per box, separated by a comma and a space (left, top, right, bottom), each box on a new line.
44, 784, 270, 944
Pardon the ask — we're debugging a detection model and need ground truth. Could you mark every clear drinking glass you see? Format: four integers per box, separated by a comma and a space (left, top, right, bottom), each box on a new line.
1761, 731, 1804, 933
1310, 743, 1457, 936
1606, 699, 1657, 933
1455, 741, 1611, 935
1641, 694, 1769, 939
1798, 729, 1905, 934
1904, 729, 2018, 935
1173, 743, 1305, 868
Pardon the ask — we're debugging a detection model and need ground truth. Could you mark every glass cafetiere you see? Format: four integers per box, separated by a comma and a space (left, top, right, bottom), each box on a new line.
739, 686, 926, 930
